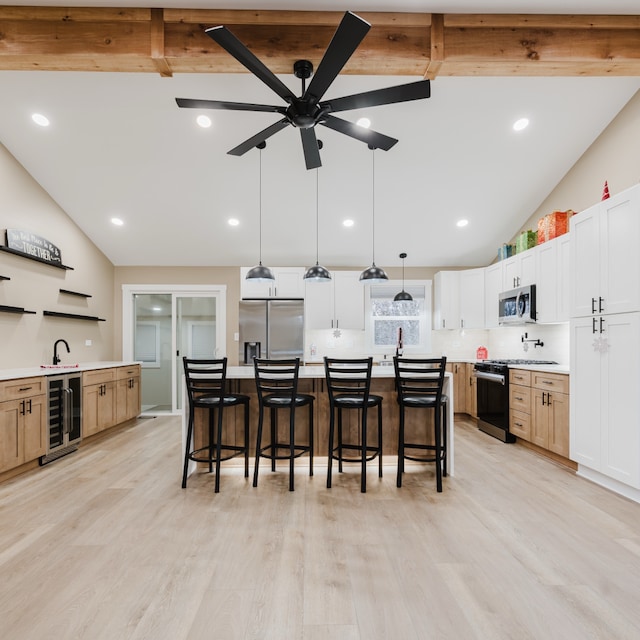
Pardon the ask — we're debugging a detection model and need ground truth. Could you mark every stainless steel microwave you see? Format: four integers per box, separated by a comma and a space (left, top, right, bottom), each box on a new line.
499, 284, 536, 325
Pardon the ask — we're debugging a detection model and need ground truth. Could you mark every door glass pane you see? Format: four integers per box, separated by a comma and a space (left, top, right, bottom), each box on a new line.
176, 296, 217, 411
134, 293, 172, 413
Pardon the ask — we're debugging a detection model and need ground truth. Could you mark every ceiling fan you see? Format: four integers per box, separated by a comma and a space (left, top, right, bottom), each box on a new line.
175, 11, 431, 170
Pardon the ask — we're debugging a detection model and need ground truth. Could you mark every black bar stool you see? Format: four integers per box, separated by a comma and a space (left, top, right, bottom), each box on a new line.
253, 358, 314, 491
324, 357, 383, 493
394, 356, 447, 492
182, 357, 250, 493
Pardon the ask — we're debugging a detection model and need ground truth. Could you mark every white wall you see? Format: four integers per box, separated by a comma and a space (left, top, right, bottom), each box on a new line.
0, 143, 115, 368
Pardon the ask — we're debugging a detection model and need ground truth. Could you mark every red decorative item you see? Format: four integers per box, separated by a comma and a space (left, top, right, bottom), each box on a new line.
476, 346, 488, 361
602, 180, 610, 200
537, 210, 574, 244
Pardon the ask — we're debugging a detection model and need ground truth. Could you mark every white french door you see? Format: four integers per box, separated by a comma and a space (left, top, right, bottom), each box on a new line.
122, 285, 227, 414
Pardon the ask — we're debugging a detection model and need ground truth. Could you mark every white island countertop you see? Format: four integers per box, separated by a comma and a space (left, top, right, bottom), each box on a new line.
226, 364, 403, 379
0, 361, 140, 382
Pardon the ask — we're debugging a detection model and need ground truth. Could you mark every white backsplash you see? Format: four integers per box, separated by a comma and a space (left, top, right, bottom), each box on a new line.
306, 323, 570, 365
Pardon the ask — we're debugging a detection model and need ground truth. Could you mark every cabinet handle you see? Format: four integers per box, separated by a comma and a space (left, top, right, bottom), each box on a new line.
547, 393, 552, 406
331, 319, 333, 329
336, 319, 339, 329
20, 399, 25, 416
442, 319, 445, 328
542, 380, 554, 385
591, 297, 596, 314
541, 392, 546, 406
514, 421, 523, 428
515, 396, 523, 401
27, 398, 32, 414
599, 297, 604, 313
19, 386, 33, 392
600, 317, 605, 333
592, 317, 597, 334
460, 319, 464, 329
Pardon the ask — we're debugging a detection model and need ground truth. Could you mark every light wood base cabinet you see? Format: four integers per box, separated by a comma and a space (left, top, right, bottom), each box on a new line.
116, 365, 141, 424
82, 369, 116, 437
510, 369, 570, 459
0, 377, 47, 473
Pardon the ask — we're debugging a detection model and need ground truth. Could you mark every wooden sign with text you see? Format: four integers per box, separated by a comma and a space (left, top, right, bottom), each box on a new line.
5, 229, 63, 267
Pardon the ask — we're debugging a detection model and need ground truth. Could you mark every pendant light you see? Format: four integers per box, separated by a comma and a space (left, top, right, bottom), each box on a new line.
304, 166, 332, 282
360, 146, 388, 283
245, 141, 275, 282
394, 252, 413, 301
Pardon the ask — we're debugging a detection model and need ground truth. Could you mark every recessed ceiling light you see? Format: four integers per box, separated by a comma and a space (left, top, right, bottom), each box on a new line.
356, 117, 371, 128
152, 306, 162, 312
513, 117, 529, 131
343, 219, 355, 228
456, 219, 469, 228
228, 218, 240, 226
31, 113, 50, 127
196, 115, 212, 128
110, 217, 124, 226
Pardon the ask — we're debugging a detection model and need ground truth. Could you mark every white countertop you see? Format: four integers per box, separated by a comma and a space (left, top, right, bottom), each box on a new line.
0, 361, 139, 382
226, 365, 414, 379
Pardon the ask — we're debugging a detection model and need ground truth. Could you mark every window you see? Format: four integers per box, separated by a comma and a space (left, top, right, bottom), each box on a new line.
367, 282, 432, 353
135, 321, 161, 368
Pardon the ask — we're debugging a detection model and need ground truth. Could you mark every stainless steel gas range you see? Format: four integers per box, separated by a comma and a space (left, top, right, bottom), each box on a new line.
474, 359, 557, 442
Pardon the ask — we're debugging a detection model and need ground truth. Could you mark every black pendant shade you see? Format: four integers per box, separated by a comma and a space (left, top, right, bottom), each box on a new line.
246, 142, 275, 282
360, 147, 388, 284
246, 263, 275, 282
304, 167, 331, 282
394, 252, 413, 301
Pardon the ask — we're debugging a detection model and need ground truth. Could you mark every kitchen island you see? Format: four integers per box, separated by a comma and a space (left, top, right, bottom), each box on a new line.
183, 365, 455, 480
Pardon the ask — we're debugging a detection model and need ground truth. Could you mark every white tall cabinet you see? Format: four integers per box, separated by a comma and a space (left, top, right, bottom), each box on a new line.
305, 271, 365, 331
570, 184, 640, 497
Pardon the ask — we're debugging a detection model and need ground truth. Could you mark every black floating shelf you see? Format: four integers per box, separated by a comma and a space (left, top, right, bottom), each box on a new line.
0, 275, 10, 281
43, 311, 105, 322
59, 288, 92, 298
0, 246, 73, 270
0, 304, 37, 315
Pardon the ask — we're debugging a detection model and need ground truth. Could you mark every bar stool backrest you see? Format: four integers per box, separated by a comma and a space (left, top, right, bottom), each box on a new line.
393, 356, 447, 403
183, 357, 228, 405
253, 358, 301, 401
324, 357, 373, 403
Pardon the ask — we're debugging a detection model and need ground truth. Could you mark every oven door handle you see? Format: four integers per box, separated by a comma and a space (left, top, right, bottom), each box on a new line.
474, 371, 507, 385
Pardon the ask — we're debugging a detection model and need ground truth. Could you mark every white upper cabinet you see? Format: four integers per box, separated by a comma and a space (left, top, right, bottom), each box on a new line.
536, 234, 571, 323
459, 268, 486, 329
240, 267, 305, 299
484, 262, 503, 328
571, 184, 640, 318
433, 271, 460, 330
305, 271, 364, 331
434, 269, 485, 330
502, 250, 536, 290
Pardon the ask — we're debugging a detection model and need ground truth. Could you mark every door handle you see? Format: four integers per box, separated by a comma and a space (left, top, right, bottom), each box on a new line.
27, 398, 32, 414
541, 392, 546, 406
591, 297, 596, 314
599, 297, 604, 313
592, 317, 597, 333
600, 317, 605, 333
20, 399, 25, 416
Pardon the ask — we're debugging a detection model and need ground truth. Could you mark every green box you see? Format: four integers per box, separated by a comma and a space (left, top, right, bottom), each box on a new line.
515, 230, 537, 254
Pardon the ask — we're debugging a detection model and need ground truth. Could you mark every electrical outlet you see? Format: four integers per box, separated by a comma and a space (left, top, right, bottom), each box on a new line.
85, 339, 92, 346
234, 332, 239, 341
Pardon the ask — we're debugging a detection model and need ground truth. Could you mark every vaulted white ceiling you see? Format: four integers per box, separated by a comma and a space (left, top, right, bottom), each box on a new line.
1, 0, 639, 269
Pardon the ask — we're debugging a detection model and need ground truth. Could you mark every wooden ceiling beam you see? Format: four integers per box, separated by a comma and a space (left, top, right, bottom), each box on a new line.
0, 7, 639, 77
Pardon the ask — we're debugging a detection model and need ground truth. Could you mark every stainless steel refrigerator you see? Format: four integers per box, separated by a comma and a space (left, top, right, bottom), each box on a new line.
239, 299, 305, 364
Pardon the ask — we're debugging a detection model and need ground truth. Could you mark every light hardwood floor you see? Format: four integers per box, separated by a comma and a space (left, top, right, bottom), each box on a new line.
1, 414, 639, 639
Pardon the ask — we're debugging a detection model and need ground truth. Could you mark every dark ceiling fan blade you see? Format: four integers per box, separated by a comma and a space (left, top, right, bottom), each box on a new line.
205, 26, 297, 103
300, 128, 322, 170
320, 114, 398, 151
303, 11, 371, 104
176, 98, 285, 114
228, 118, 291, 157
323, 79, 431, 113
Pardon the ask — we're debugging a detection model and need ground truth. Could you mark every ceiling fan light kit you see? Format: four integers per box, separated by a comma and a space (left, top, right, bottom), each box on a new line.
246, 142, 275, 283
175, 11, 431, 170
394, 252, 413, 301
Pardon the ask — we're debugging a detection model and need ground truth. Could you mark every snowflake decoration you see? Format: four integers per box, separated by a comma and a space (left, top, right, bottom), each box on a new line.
333, 328, 342, 338
592, 336, 609, 353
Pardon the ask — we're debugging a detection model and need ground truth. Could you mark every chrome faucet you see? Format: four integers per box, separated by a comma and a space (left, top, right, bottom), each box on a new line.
53, 339, 70, 365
